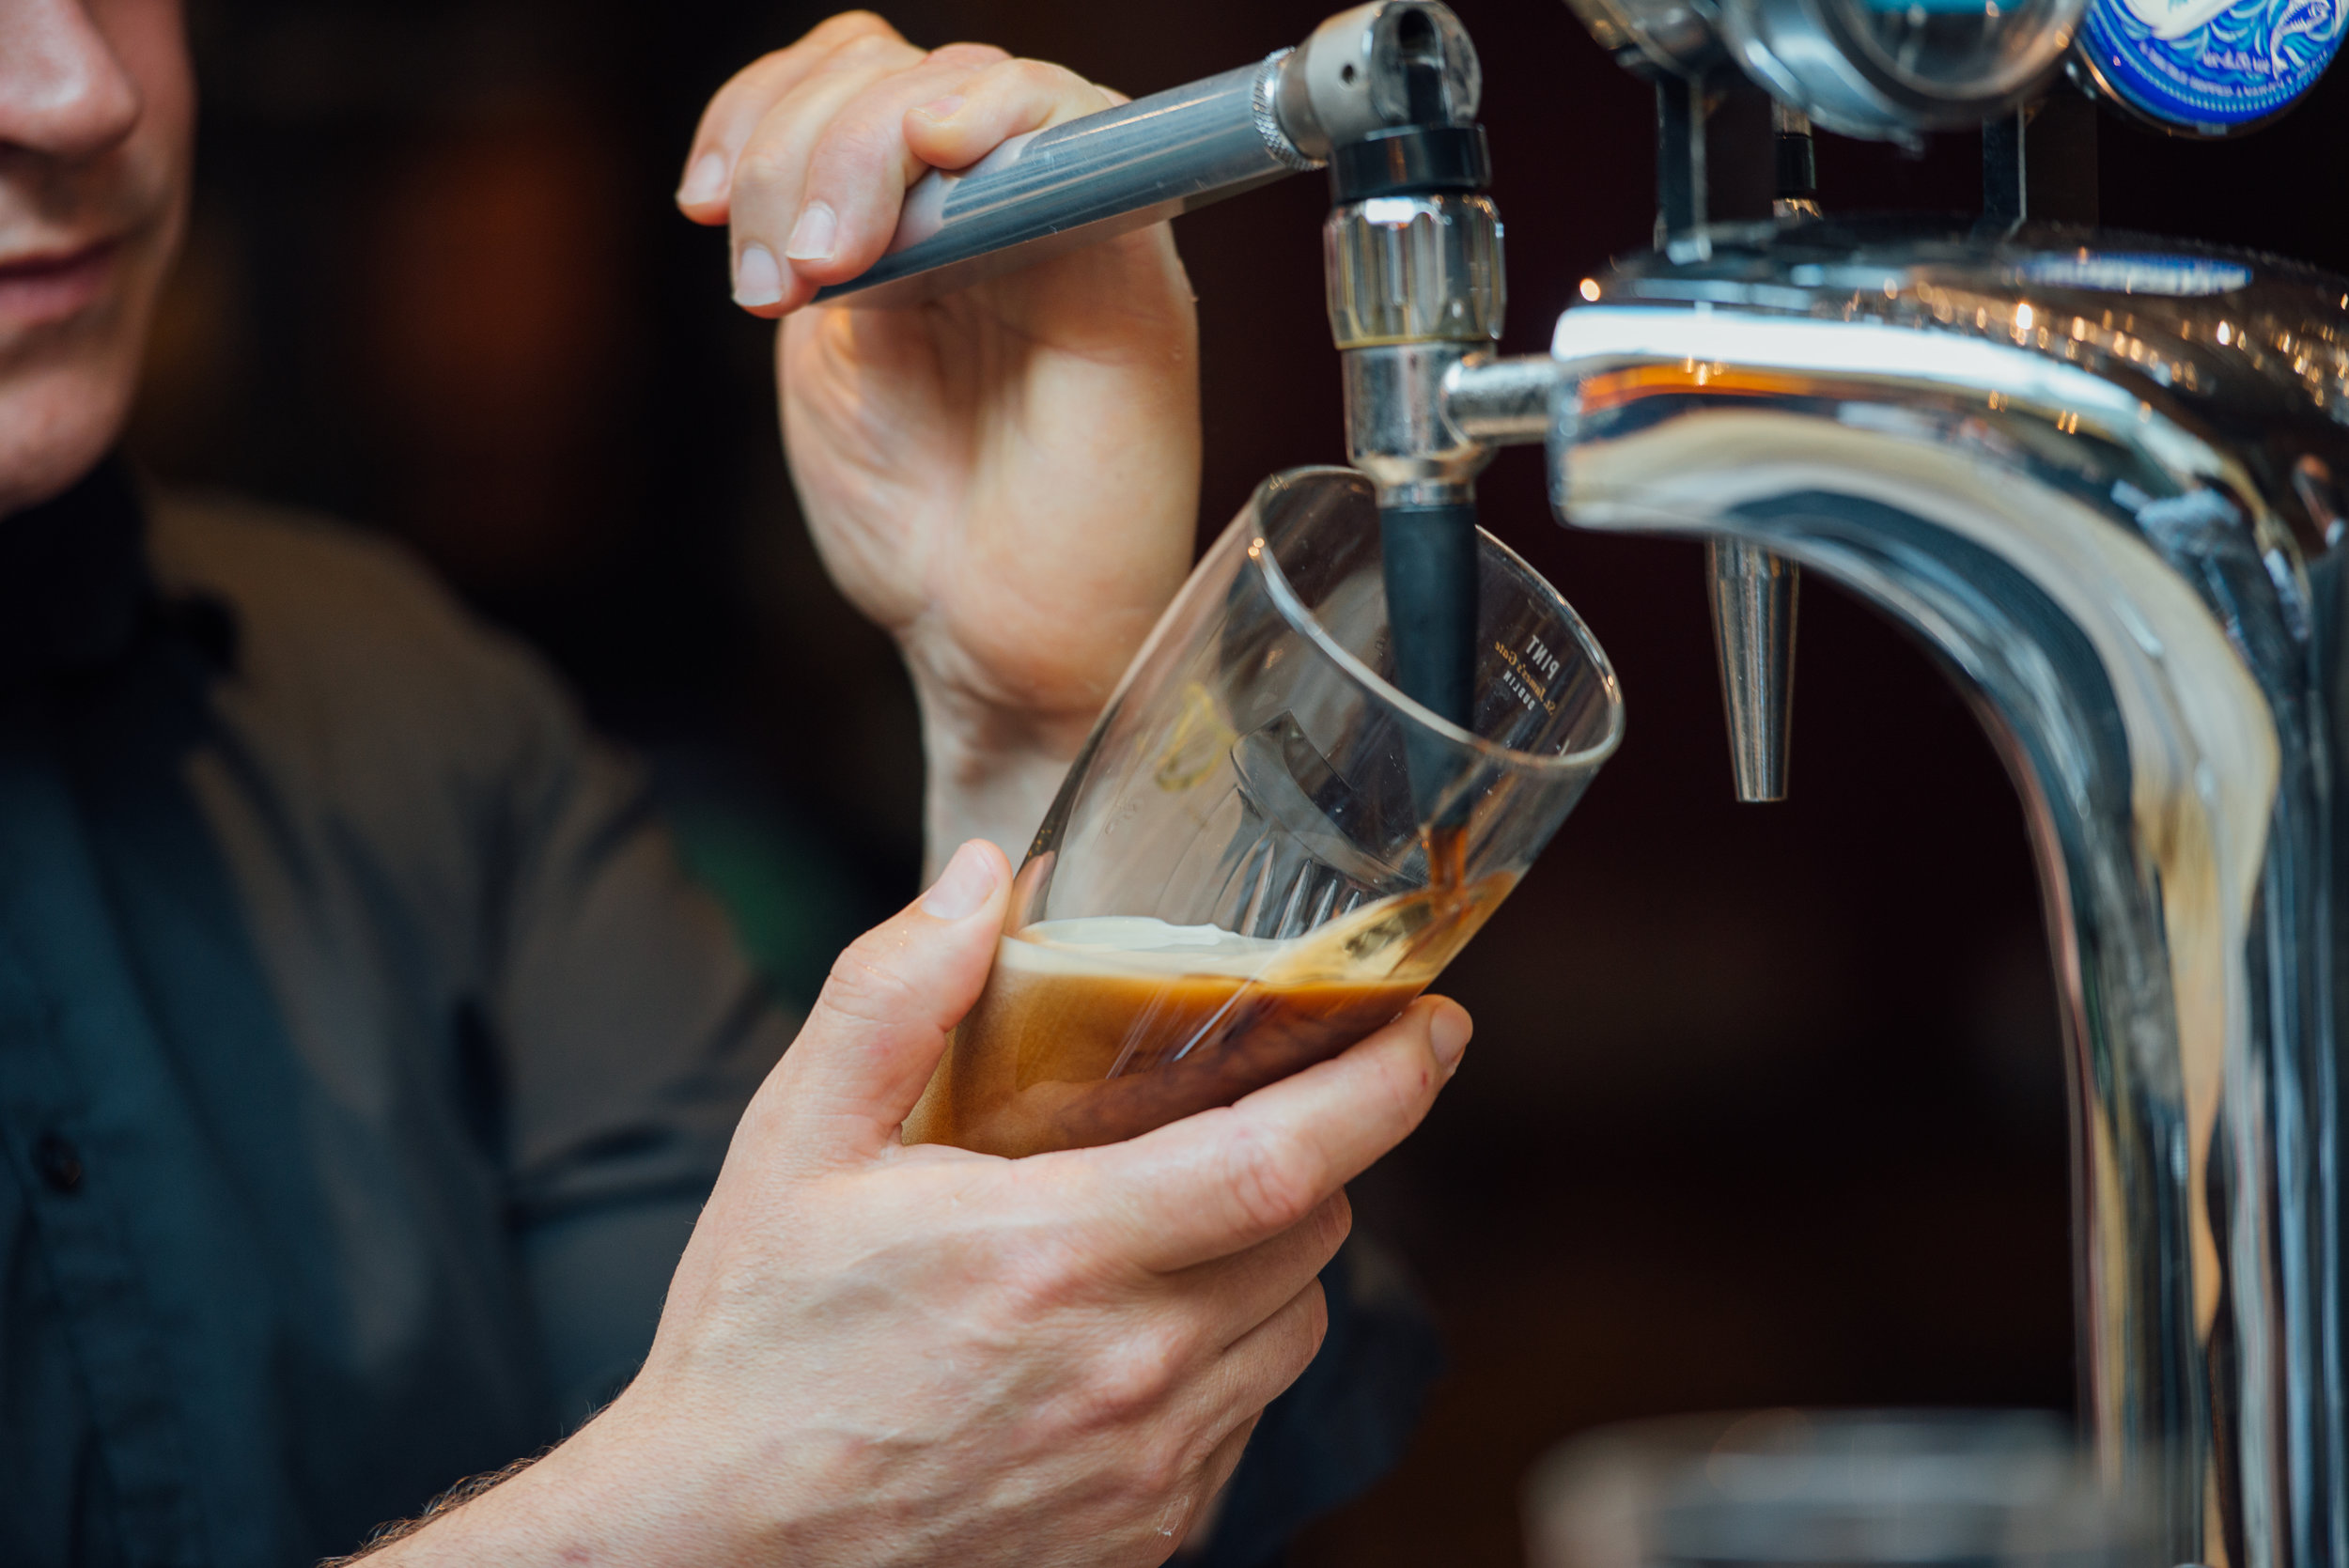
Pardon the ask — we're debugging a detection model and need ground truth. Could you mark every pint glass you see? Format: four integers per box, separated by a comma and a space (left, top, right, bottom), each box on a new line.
904, 467, 1624, 1157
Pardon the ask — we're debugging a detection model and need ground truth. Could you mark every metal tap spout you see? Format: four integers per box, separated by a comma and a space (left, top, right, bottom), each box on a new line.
1706, 538, 1797, 800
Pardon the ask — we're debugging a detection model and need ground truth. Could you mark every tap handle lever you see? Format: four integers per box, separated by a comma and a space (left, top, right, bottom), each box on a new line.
814, 4, 1481, 309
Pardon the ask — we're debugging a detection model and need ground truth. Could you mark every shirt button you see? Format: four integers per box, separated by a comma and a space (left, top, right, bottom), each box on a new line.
35, 1133, 84, 1195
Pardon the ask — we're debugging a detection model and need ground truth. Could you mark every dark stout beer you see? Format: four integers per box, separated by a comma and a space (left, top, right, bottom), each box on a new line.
905, 863, 1508, 1158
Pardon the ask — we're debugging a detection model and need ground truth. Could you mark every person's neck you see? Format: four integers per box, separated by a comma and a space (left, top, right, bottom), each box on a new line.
0, 452, 149, 681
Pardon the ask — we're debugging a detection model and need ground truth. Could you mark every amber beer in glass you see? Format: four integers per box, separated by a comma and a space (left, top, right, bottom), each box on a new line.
904, 468, 1625, 1157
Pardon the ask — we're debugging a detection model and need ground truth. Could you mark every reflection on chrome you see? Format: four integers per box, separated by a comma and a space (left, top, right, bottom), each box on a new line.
1527, 222, 2349, 1568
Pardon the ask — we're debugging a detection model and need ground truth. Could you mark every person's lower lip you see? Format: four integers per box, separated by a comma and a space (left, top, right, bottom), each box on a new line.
0, 243, 119, 327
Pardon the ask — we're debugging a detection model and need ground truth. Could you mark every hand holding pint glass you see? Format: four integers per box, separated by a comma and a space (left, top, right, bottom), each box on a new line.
904, 469, 1624, 1157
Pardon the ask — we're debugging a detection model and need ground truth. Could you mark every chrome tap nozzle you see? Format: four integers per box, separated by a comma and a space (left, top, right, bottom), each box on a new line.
1705, 537, 1798, 801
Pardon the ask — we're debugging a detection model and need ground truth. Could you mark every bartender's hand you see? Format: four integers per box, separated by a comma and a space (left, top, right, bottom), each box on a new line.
365, 841, 1469, 1567
677, 13, 1200, 878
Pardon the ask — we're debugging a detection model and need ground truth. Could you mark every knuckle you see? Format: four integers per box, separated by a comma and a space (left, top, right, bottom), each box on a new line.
1034, 57, 1111, 113
1137, 1434, 1195, 1501
1127, 1414, 1208, 1503
816, 931, 921, 1026
963, 54, 1050, 102
1128, 1321, 1191, 1402
998, 1234, 1090, 1318
808, 10, 897, 47
810, 117, 894, 181
1078, 1324, 1187, 1430
926, 40, 1009, 70
1221, 1126, 1321, 1235
983, 1212, 1127, 1317
712, 51, 789, 108
1003, 56, 1070, 98
829, 29, 912, 70
730, 145, 796, 199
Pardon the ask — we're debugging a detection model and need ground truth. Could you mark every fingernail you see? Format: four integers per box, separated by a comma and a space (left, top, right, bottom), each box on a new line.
784, 200, 838, 263
1428, 1001, 1472, 1071
910, 94, 966, 121
920, 840, 1000, 921
732, 242, 783, 307
677, 150, 726, 205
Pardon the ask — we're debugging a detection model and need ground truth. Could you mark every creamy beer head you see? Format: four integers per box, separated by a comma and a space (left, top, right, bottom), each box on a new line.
903, 876, 1509, 1158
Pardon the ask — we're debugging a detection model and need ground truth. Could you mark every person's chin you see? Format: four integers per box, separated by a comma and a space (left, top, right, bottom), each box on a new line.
0, 351, 144, 520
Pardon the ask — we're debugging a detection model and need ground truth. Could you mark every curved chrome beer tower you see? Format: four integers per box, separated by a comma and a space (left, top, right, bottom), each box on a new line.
1530, 223, 2349, 1568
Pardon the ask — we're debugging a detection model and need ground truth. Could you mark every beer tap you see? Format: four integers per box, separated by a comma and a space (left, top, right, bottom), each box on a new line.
1309, 5, 1497, 817
818, 0, 2349, 1563
1451, 7, 2347, 1566
1695, 98, 1820, 803
1568, 0, 1812, 800
1657, 57, 1811, 804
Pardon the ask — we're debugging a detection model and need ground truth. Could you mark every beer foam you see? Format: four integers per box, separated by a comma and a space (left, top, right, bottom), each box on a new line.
1003, 917, 1298, 979
997, 860, 1518, 990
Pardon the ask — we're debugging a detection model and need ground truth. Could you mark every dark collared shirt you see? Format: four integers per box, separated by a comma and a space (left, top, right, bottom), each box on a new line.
1, 463, 790, 1565
0, 461, 1438, 1568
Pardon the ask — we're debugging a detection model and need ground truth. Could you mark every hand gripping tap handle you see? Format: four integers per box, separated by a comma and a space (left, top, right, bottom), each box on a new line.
812, 4, 1485, 308
817, 4, 1498, 817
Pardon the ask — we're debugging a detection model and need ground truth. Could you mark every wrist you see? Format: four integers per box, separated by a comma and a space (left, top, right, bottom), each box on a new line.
358, 1397, 727, 1568
910, 664, 1098, 879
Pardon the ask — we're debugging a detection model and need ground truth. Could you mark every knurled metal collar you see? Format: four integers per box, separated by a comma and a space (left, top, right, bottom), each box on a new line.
1254, 50, 1324, 172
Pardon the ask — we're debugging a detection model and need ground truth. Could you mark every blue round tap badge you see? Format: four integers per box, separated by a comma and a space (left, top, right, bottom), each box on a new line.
2015, 252, 2255, 294
2082, 0, 2344, 132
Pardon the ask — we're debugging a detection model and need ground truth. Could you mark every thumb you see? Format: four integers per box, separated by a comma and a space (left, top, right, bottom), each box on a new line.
770, 838, 1012, 1164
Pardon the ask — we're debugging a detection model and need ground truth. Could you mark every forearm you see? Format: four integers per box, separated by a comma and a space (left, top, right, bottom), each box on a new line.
324, 1453, 555, 1566
912, 667, 1098, 883
331, 1403, 723, 1568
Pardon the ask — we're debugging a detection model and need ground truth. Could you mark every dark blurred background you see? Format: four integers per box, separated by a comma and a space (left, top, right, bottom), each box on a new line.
127, 4, 2349, 1562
